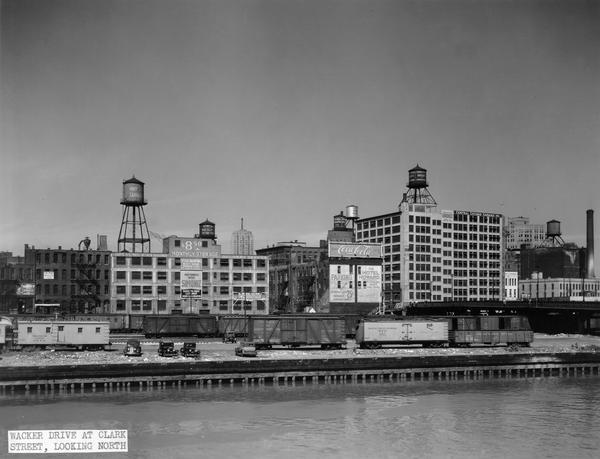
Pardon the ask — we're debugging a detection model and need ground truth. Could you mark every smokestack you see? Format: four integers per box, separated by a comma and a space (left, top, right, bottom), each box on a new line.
587, 209, 595, 278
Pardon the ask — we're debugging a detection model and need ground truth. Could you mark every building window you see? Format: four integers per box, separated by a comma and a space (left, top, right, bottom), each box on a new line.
131, 286, 141, 295
116, 286, 126, 295
256, 259, 266, 268
157, 257, 167, 266
143, 271, 153, 280
132, 271, 141, 280
220, 272, 229, 281
116, 257, 126, 266
143, 300, 152, 311
143, 286, 153, 295
158, 300, 167, 311
131, 257, 141, 266
256, 273, 266, 282
143, 257, 153, 266
116, 301, 125, 311
96, 327, 101, 333
243, 273, 252, 282
174, 240, 181, 247
78, 328, 83, 333
131, 300, 141, 311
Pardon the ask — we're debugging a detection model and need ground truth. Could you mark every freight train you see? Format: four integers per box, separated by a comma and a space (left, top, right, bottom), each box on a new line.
4, 313, 361, 339
356, 316, 534, 349
4, 313, 533, 348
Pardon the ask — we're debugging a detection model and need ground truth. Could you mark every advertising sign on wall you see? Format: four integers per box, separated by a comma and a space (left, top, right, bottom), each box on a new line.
43, 271, 54, 280
180, 271, 202, 298
328, 242, 382, 259
16, 283, 35, 297
329, 264, 355, 303
170, 238, 221, 258
181, 259, 202, 270
356, 265, 382, 302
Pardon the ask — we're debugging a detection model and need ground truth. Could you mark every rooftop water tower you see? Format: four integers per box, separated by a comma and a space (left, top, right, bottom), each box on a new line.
117, 176, 151, 252
400, 165, 437, 206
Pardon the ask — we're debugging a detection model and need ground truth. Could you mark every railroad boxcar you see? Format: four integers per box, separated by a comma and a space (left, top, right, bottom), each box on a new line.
248, 315, 347, 349
129, 315, 146, 333
355, 318, 449, 349
217, 315, 249, 337
142, 315, 217, 338
448, 315, 533, 347
16, 320, 110, 350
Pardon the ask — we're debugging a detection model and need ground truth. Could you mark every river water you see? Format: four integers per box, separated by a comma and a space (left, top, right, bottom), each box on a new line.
1, 375, 599, 458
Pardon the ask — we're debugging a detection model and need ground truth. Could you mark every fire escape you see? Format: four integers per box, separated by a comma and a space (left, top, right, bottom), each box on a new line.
72, 238, 101, 313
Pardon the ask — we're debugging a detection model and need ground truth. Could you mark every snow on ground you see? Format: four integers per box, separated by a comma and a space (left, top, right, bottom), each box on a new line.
1, 333, 599, 368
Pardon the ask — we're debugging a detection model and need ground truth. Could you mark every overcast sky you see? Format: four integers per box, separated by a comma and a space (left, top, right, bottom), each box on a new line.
1, 0, 599, 255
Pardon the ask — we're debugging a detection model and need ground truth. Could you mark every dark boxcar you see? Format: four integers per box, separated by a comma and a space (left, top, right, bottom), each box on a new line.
129, 315, 146, 333
143, 315, 217, 337
217, 315, 248, 337
248, 315, 346, 349
448, 315, 533, 347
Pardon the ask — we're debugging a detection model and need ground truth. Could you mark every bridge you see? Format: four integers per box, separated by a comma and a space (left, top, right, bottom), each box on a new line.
405, 300, 600, 335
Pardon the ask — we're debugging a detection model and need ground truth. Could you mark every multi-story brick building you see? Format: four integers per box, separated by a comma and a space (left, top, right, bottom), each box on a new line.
110, 221, 269, 315
256, 241, 325, 313
23, 241, 112, 313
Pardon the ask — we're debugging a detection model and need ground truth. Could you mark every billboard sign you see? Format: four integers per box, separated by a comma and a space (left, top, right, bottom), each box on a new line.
43, 271, 54, 280
181, 271, 202, 298
329, 264, 355, 303
170, 238, 221, 258
357, 265, 382, 303
181, 259, 202, 270
233, 292, 266, 301
329, 242, 382, 259
16, 283, 35, 297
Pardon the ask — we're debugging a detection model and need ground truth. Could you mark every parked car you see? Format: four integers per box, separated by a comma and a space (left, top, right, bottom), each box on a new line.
123, 339, 143, 357
157, 341, 178, 357
222, 331, 237, 343
180, 342, 200, 358
235, 342, 257, 357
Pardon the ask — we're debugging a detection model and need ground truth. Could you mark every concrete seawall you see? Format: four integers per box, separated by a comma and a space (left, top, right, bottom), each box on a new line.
1, 352, 600, 392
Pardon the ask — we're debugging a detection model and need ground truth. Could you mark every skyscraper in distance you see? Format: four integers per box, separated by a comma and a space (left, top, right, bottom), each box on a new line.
231, 218, 255, 255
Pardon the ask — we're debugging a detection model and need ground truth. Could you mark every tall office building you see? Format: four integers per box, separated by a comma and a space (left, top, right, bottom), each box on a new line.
356, 165, 503, 306
231, 218, 254, 255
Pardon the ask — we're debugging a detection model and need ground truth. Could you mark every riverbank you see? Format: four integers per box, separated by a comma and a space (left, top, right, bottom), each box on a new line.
1, 334, 599, 391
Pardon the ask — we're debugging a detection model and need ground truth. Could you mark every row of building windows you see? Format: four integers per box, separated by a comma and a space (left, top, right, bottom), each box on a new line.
114, 256, 266, 268
357, 215, 401, 229
36, 253, 111, 265
36, 284, 109, 295
35, 269, 110, 281
114, 270, 267, 282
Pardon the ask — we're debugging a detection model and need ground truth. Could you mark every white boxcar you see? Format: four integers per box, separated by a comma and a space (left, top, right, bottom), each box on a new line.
356, 318, 449, 348
17, 320, 110, 350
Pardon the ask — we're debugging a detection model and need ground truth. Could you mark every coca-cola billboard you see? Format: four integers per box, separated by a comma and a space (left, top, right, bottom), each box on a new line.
328, 242, 382, 259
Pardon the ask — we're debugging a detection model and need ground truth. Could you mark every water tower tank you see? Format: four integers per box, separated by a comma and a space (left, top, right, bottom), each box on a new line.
121, 176, 146, 205
408, 165, 428, 189
346, 205, 359, 219
199, 219, 216, 240
333, 212, 347, 230
546, 220, 561, 238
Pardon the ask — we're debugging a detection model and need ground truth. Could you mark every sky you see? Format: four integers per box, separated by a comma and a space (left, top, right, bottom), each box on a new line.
1, 0, 599, 255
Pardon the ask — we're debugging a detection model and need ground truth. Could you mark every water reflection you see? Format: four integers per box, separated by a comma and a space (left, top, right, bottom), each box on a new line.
1, 377, 599, 458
